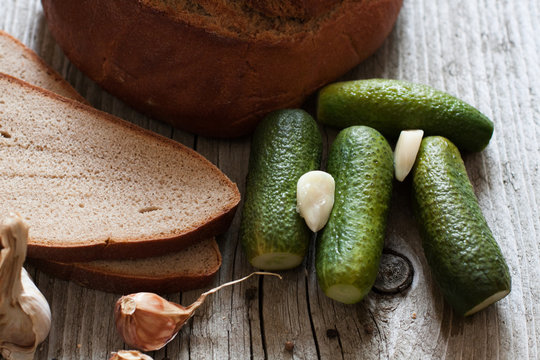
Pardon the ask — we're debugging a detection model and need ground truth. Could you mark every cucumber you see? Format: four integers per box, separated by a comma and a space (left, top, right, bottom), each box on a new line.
317, 79, 494, 152
412, 136, 511, 316
316, 126, 394, 304
240, 109, 322, 270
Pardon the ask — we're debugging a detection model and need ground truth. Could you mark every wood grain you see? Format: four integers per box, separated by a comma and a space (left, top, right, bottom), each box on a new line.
1, 0, 539, 358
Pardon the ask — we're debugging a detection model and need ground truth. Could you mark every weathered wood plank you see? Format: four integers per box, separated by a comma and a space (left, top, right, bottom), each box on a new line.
1, 0, 539, 358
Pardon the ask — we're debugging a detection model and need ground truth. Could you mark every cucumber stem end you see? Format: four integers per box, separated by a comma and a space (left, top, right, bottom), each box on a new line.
325, 284, 365, 304
463, 289, 510, 316
250, 253, 304, 271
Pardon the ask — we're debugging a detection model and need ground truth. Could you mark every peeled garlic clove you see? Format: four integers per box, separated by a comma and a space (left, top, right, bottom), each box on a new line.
109, 350, 153, 360
297, 170, 335, 232
394, 130, 424, 181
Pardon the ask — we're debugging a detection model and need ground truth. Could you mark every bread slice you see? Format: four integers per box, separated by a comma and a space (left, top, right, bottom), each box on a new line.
0, 30, 86, 103
0, 73, 240, 262
28, 237, 222, 294
1, 33, 226, 292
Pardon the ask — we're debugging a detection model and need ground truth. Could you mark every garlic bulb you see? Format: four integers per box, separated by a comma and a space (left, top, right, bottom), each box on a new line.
115, 272, 281, 351
0, 214, 51, 360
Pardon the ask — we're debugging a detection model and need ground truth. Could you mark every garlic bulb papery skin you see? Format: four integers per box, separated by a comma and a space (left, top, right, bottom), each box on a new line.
0, 214, 52, 360
109, 350, 154, 360
115, 292, 192, 351
115, 272, 281, 352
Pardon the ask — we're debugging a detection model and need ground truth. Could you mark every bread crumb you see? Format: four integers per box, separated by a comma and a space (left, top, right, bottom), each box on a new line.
412, 313, 417, 319
326, 329, 338, 339
364, 324, 374, 334
285, 341, 294, 352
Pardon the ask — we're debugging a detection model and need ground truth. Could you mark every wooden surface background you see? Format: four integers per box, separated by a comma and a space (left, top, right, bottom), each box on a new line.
1, 0, 539, 359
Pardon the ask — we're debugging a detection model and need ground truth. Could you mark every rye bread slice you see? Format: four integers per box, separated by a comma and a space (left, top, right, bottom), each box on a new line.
0, 73, 240, 262
0, 30, 86, 103
0, 32, 226, 292
28, 237, 222, 294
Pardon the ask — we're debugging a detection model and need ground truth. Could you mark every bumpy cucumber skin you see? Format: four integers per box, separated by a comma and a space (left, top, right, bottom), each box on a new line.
412, 136, 511, 316
317, 79, 494, 152
316, 126, 394, 303
240, 109, 322, 268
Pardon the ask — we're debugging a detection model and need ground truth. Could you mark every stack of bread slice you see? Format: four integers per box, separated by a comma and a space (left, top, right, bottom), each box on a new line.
0, 31, 240, 294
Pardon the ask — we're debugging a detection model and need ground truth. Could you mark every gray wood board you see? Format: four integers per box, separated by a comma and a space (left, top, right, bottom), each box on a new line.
1, 0, 539, 358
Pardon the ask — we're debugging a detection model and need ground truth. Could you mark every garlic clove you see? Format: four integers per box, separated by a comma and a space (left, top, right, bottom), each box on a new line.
19, 268, 52, 346
109, 350, 154, 360
115, 292, 189, 351
296, 170, 335, 232
114, 272, 281, 352
394, 130, 424, 182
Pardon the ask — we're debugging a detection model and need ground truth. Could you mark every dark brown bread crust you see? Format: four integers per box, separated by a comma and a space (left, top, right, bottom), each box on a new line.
0, 73, 240, 262
244, 0, 341, 20
41, 0, 402, 137
27, 239, 222, 294
26, 204, 237, 262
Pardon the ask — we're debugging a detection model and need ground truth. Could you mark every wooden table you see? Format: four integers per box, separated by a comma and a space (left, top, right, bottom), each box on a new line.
1, 0, 539, 358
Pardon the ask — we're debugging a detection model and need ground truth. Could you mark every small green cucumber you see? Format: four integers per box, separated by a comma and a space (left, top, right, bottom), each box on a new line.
412, 136, 511, 316
316, 126, 394, 304
317, 79, 494, 152
240, 109, 322, 270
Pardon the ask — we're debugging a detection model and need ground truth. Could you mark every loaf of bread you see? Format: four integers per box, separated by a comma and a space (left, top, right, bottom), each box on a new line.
41, 0, 402, 137
29, 237, 222, 294
0, 73, 240, 262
